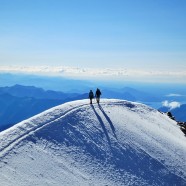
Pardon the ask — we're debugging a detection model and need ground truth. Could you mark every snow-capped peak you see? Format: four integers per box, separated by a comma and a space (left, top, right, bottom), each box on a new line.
0, 99, 186, 186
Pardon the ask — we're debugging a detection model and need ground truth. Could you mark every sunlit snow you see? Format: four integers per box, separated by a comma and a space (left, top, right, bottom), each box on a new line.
0, 99, 185, 186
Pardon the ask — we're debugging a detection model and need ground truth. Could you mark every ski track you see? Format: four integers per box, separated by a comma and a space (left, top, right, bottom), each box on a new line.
0, 100, 131, 159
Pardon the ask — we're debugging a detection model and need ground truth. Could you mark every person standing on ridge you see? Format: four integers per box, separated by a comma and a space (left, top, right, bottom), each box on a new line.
89, 90, 94, 104
95, 88, 101, 104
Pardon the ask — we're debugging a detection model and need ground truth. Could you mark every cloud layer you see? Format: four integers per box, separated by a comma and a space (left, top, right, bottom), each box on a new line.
0, 65, 186, 82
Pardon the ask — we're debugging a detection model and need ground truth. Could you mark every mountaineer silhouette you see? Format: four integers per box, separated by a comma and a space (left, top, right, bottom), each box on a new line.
89, 90, 94, 104
95, 88, 101, 104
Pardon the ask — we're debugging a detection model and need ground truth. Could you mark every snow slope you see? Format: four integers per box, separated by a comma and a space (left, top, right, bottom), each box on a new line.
0, 99, 186, 186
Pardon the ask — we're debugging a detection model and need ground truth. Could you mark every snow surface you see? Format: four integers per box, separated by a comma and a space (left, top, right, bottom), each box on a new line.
0, 99, 186, 186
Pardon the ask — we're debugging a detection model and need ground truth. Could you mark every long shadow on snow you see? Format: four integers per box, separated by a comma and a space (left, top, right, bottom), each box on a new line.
91, 104, 111, 146
30, 105, 186, 186
97, 104, 117, 139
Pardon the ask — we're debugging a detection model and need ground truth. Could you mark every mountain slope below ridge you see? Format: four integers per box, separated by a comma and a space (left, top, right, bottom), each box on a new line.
159, 104, 186, 122
0, 93, 66, 131
0, 84, 88, 131
0, 99, 186, 186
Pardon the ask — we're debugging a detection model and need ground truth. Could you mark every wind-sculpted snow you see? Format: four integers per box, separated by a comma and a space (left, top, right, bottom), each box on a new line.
0, 99, 186, 186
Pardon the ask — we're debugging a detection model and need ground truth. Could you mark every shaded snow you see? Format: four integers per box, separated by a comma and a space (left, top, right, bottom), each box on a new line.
0, 99, 186, 186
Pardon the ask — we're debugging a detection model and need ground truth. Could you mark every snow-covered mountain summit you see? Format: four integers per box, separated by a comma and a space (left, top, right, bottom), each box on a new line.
0, 99, 186, 186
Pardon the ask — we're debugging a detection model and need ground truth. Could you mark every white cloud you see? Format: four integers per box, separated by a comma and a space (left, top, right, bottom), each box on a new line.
162, 100, 181, 110
166, 94, 183, 97
0, 65, 186, 82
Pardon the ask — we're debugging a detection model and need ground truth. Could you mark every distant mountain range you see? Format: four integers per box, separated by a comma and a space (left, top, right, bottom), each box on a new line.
0, 85, 87, 131
102, 87, 160, 102
0, 84, 78, 99
1, 84, 185, 132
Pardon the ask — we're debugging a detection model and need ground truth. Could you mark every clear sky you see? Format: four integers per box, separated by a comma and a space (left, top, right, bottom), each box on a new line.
0, 0, 186, 81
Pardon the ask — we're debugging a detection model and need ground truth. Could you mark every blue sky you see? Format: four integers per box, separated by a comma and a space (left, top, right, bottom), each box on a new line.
0, 0, 186, 81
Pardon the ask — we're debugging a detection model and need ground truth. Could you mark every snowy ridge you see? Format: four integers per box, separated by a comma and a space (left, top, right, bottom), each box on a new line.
0, 99, 186, 186
0, 101, 90, 157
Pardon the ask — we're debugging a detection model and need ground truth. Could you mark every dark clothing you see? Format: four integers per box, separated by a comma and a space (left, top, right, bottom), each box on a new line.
95, 89, 101, 103
89, 91, 94, 99
95, 89, 101, 98
89, 90, 94, 104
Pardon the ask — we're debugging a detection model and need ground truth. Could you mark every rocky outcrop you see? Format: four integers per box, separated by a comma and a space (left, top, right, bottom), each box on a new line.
165, 111, 186, 136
